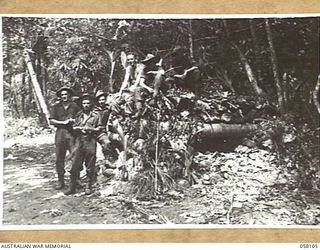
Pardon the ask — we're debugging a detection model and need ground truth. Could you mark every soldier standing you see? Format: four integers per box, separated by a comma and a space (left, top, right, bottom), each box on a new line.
64, 94, 101, 195
49, 86, 81, 190
93, 90, 117, 168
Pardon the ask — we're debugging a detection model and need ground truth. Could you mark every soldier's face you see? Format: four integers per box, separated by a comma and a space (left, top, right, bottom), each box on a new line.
98, 95, 106, 107
127, 55, 135, 65
60, 90, 70, 102
82, 99, 91, 111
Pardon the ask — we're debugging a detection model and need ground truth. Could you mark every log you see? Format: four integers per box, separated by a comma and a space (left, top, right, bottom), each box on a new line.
23, 50, 50, 127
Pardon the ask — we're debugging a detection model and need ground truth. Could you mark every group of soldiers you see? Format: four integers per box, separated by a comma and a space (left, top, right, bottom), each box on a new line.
49, 46, 201, 196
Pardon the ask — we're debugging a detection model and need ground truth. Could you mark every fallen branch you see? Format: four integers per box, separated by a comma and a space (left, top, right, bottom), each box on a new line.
92, 33, 110, 41
194, 35, 219, 42
119, 197, 165, 224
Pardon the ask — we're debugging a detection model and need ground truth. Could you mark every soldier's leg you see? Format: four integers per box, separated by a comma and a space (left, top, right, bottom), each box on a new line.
133, 87, 144, 118
122, 91, 135, 116
84, 138, 97, 195
64, 137, 84, 195
66, 133, 82, 187
54, 129, 67, 190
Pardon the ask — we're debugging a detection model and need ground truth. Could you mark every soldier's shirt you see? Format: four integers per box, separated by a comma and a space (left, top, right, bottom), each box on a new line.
75, 110, 102, 135
49, 101, 81, 128
93, 106, 110, 126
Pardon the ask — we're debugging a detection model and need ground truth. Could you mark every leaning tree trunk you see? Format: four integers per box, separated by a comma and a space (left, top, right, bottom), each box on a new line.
265, 19, 286, 117
234, 44, 264, 97
23, 50, 50, 127
223, 20, 264, 97
313, 75, 320, 115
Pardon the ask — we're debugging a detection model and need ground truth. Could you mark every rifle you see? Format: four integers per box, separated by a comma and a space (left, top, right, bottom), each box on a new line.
73, 126, 100, 135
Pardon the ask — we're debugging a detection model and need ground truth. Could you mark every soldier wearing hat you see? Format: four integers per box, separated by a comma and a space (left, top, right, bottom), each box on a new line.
49, 86, 81, 190
65, 93, 101, 195
94, 90, 109, 127
119, 53, 161, 118
93, 90, 116, 167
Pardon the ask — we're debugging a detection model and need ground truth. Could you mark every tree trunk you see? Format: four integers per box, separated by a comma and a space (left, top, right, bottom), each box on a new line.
234, 43, 264, 97
26, 67, 33, 116
109, 61, 116, 93
11, 75, 21, 117
223, 20, 263, 97
313, 75, 320, 115
249, 19, 262, 82
265, 19, 286, 117
36, 56, 43, 92
40, 55, 48, 97
249, 20, 259, 54
43, 64, 48, 97
23, 50, 50, 127
21, 72, 26, 117
107, 50, 116, 93
188, 20, 194, 61
221, 22, 234, 93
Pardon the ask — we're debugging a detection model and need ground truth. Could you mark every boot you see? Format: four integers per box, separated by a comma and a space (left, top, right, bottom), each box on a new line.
55, 174, 65, 190
64, 175, 76, 195
84, 178, 92, 195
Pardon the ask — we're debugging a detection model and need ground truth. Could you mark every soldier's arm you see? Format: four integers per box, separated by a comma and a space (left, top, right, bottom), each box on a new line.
81, 113, 102, 133
138, 77, 154, 92
119, 65, 133, 94
48, 104, 73, 126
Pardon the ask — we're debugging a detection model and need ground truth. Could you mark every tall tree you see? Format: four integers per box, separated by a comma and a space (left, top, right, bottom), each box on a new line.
188, 20, 194, 61
265, 19, 286, 116
249, 19, 263, 82
223, 20, 264, 97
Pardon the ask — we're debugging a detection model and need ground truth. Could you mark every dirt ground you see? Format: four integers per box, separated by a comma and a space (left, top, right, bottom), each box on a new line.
3, 133, 320, 226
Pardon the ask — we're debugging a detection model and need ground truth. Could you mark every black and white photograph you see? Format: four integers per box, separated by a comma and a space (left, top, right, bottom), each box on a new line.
2, 15, 320, 226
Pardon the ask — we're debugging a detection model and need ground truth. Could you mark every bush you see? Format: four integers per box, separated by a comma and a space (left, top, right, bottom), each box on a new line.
4, 116, 52, 139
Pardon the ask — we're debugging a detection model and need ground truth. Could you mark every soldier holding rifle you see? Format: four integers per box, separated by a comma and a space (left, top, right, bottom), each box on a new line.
64, 94, 101, 195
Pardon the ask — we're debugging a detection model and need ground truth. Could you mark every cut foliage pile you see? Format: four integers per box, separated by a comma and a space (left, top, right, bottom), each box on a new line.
100, 84, 319, 200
